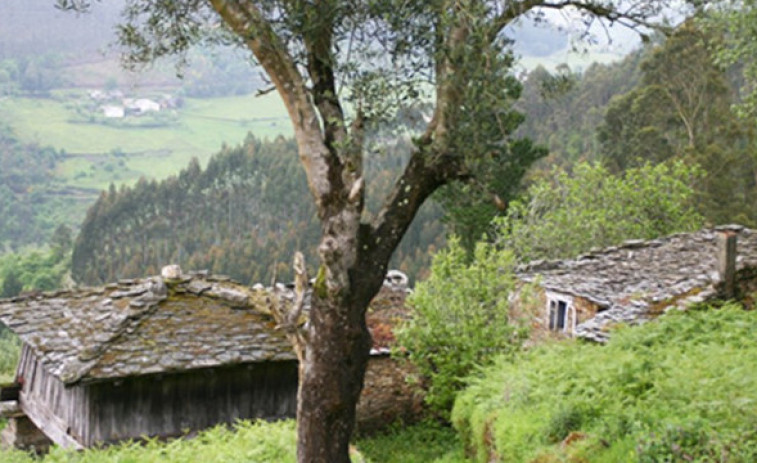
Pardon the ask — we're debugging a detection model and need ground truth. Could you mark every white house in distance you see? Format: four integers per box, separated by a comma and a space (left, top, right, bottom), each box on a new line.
123, 98, 161, 115
101, 105, 125, 118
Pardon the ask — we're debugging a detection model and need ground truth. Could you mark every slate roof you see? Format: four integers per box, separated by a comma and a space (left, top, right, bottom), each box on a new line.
0, 273, 295, 385
0, 270, 411, 385
516, 225, 757, 342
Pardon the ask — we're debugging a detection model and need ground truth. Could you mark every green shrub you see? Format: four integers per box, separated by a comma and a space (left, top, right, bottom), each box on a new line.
395, 237, 528, 416
452, 305, 757, 462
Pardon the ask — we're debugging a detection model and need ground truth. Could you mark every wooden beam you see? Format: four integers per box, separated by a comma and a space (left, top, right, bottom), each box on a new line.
19, 391, 83, 450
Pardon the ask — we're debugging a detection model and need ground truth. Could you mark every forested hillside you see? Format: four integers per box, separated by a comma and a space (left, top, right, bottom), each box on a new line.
0, 123, 92, 251
516, 51, 644, 168
72, 135, 445, 286
516, 21, 757, 227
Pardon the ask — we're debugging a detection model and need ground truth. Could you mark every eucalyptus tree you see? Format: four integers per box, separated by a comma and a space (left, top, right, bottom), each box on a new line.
700, 0, 757, 119
57, 1, 682, 461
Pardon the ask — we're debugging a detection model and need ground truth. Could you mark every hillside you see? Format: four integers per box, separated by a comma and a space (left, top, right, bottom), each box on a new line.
71, 135, 445, 286
0, 123, 94, 251
453, 305, 757, 462
0, 1, 630, 255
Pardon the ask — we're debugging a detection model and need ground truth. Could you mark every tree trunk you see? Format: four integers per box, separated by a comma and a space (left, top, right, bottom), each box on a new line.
296, 291, 373, 463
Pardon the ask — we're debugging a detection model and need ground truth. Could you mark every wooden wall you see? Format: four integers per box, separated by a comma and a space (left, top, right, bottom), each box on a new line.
83, 361, 298, 446
17, 348, 417, 447
16, 345, 298, 448
16, 345, 87, 448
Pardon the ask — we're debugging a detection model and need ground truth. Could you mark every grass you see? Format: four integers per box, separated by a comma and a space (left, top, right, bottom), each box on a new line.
357, 421, 467, 463
0, 330, 20, 383
1, 420, 298, 463
0, 419, 467, 462
5, 306, 757, 461
0, 90, 290, 190
451, 304, 757, 462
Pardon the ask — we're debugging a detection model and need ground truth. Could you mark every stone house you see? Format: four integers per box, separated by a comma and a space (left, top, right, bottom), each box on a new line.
513, 225, 757, 343
0, 268, 420, 450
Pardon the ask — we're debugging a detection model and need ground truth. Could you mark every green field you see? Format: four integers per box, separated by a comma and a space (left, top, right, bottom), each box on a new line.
0, 91, 291, 190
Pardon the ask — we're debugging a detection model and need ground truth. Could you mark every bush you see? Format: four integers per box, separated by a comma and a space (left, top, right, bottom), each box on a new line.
395, 237, 528, 416
452, 305, 757, 462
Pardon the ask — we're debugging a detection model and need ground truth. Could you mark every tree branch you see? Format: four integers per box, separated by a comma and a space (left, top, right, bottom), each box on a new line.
301, 2, 364, 212
489, 0, 671, 43
208, 0, 338, 215
268, 252, 308, 362
365, 146, 466, 272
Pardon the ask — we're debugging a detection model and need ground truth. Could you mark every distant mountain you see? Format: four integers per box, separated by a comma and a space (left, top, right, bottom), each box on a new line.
0, 0, 122, 58
1, 2, 627, 68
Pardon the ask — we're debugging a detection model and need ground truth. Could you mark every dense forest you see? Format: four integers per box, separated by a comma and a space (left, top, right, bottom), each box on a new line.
72, 134, 446, 286
516, 21, 757, 227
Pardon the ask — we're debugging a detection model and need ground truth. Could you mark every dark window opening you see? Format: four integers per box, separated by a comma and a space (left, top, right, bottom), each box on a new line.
549, 300, 568, 331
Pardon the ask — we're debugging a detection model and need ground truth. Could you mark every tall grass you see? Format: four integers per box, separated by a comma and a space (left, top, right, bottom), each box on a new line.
356, 420, 467, 463
452, 304, 757, 462
2, 420, 298, 463
0, 330, 20, 383
0, 419, 467, 463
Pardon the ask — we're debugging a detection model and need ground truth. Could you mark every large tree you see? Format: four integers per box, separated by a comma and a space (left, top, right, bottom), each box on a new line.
598, 20, 757, 225
58, 1, 681, 461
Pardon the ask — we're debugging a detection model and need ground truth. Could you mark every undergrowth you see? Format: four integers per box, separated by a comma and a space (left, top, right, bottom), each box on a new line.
0, 329, 20, 383
452, 304, 757, 462
1, 420, 298, 463
356, 420, 467, 463
0, 419, 468, 462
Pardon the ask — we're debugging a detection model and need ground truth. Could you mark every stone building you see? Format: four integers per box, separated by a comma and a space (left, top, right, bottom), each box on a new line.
0, 268, 420, 450
514, 225, 757, 343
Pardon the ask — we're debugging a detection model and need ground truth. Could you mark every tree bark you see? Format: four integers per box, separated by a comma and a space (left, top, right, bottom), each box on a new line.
297, 292, 373, 463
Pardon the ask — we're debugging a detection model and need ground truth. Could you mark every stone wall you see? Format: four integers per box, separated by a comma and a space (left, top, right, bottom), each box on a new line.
356, 270, 424, 433
356, 355, 424, 434
0, 415, 52, 453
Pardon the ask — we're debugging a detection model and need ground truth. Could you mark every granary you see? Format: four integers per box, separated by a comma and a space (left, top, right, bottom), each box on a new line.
513, 225, 757, 343
0, 268, 420, 451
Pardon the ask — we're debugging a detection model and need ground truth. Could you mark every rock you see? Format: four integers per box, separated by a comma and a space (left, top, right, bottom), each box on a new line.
161, 265, 183, 280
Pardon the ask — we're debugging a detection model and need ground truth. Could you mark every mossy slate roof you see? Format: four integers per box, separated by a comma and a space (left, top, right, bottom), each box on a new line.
0, 274, 295, 385
516, 225, 757, 342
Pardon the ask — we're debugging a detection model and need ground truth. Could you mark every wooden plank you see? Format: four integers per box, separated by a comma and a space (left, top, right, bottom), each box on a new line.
19, 391, 83, 450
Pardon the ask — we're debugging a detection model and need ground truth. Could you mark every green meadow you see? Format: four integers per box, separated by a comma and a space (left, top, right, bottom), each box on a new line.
0, 91, 291, 190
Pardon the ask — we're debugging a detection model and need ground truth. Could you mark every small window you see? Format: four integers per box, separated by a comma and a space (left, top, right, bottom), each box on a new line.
546, 293, 574, 334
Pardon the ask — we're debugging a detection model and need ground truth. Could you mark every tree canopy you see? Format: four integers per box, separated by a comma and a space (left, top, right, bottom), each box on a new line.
497, 161, 704, 263
700, 0, 757, 120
